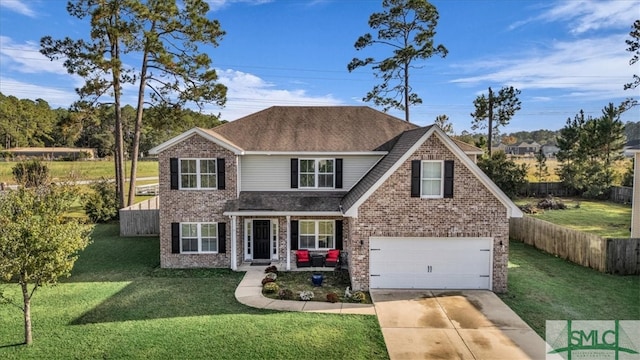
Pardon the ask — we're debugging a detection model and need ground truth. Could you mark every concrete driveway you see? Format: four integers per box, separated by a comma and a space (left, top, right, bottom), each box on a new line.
370, 290, 547, 360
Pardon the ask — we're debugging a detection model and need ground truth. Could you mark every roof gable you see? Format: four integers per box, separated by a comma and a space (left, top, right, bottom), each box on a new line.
342, 126, 523, 219
149, 127, 243, 155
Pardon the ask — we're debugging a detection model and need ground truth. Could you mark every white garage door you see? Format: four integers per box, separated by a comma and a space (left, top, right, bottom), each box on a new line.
369, 237, 493, 290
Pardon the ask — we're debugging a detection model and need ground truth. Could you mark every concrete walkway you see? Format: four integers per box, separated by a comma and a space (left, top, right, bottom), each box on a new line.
234, 269, 546, 359
234, 266, 375, 315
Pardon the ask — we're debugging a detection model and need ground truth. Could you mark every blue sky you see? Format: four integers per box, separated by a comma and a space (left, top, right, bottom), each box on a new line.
0, 0, 638, 134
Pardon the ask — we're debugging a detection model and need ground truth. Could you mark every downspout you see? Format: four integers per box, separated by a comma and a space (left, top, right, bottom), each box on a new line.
286, 215, 291, 270
230, 215, 237, 270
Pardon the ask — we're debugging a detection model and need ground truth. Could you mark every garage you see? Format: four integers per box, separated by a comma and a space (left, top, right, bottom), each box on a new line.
369, 237, 493, 289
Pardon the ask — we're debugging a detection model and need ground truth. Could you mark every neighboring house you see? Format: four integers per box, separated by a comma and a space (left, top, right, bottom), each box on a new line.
506, 141, 541, 156
541, 144, 560, 157
149, 106, 523, 292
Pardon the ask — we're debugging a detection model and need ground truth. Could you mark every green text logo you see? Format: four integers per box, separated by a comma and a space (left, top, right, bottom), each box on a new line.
546, 320, 639, 360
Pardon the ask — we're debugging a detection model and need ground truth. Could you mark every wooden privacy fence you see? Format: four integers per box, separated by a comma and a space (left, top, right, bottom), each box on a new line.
509, 216, 639, 275
610, 186, 633, 204
519, 182, 578, 198
119, 196, 160, 236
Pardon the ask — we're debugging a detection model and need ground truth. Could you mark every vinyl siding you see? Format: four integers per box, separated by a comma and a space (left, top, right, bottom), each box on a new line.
240, 154, 382, 191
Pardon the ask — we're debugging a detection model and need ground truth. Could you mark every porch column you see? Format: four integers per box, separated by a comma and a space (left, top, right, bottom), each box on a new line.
230, 215, 237, 270
286, 215, 291, 270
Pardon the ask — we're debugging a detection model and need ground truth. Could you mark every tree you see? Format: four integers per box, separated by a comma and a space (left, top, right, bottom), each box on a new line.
624, 20, 640, 91
534, 149, 549, 182
347, 0, 447, 122
0, 185, 92, 344
41, 0, 227, 207
434, 114, 453, 135
470, 86, 522, 156
477, 151, 528, 199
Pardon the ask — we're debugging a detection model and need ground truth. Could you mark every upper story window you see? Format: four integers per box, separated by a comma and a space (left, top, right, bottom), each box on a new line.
421, 160, 443, 197
170, 157, 225, 191
299, 159, 334, 188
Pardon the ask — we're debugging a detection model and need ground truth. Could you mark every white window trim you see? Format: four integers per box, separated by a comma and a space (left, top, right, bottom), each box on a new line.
243, 219, 279, 260
421, 160, 444, 199
179, 158, 217, 190
299, 158, 335, 189
180, 222, 218, 254
271, 219, 279, 260
298, 220, 335, 250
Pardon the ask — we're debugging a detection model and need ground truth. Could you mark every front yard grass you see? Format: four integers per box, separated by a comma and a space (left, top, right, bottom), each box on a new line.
0, 224, 387, 360
516, 197, 631, 238
499, 241, 640, 337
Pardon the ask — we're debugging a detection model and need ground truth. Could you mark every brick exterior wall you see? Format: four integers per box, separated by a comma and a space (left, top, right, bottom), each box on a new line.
347, 135, 510, 292
158, 134, 237, 268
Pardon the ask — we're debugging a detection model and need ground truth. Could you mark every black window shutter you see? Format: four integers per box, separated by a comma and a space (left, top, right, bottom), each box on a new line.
411, 160, 421, 197
218, 222, 226, 253
170, 158, 179, 190
335, 220, 343, 250
335, 159, 343, 189
444, 160, 454, 198
171, 222, 180, 254
290, 220, 299, 250
217, 158, 226, 190
290, 158, 298, 189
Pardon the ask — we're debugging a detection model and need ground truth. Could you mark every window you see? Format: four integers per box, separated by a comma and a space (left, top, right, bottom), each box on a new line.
299, 159, 334, 188
421, 161, 443, 198
298, 220, 334, 249
179, 159, 217, 189
181, 223, 218, 253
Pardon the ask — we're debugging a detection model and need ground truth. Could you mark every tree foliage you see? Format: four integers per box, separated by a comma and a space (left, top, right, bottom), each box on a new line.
557, 103, 626, 198
534, 149, 549, 182
12, 160, 51, 188
434, 114, 453, 135
477, 151, 528, 199
347, 0, 447, 122
624, 19, 640, 91
83, 179, 118, 223
470, 86, 521, 156
0, 186, 92, 344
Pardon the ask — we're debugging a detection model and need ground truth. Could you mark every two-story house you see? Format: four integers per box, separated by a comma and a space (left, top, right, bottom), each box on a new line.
149, 106, 522, 292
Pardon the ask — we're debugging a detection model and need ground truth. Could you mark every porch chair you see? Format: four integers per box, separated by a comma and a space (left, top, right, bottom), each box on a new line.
296, 249, 311, 268
324, 249, 340, 267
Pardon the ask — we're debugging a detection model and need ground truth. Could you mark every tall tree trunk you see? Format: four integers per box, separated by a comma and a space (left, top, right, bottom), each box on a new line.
127, 38, 152, 206
404, 61, 410, 122
109, 18, 126, 210
487, 87, 494, 156
20, 280, 32, 345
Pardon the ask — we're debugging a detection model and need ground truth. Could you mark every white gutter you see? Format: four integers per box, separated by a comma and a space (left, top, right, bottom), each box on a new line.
223, 211, 343, 217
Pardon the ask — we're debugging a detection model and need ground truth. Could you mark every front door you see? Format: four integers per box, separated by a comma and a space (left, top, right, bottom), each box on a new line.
253, 220, 270, 259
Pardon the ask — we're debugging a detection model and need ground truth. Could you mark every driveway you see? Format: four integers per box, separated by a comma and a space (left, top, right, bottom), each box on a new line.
370, 290, 547, 360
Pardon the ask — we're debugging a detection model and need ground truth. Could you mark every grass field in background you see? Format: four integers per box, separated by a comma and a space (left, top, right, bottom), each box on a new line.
0, 224, 387, 360
0, 160, 159, 184
516, 197, 631, 238
500, 241, 639, 337
513, 158, 631, 184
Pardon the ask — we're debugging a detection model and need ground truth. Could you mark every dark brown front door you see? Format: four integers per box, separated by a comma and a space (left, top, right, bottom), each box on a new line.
253, 220, 270, 259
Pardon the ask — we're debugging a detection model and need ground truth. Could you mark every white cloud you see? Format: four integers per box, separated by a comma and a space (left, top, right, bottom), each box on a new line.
0, 77, 77, 107
451, 34, 633, 101
0, 36, 68, 75
0, 0, 36, 17
510, 0, 639, 34
206, 0, 273, 11
211, 69, 342, 120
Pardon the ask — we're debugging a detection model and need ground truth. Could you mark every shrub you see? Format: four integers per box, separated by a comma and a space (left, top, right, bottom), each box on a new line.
326, 292, 339, 303
83, 178, 118, 223
278, 289, 294, 300
299, 290, 314, 301
350, 291, 367, 303
264, 272, 277, 281
263, 282, 279, 293
12, 160, 50, 188
261, 277, 275, 285
265, 265, 278, 274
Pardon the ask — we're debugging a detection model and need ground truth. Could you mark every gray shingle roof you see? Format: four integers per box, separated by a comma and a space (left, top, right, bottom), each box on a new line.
211, 106, 417, 152
225, 191, 345, 213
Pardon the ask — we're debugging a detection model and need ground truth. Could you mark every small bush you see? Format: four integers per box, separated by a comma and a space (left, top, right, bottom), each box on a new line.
83, 178, 118, 223
263, 282, 279, 293
299, 290, 314, 301
278, 289, 294, 300
326, 292, 339, 303
350, 291, 366, 303
265, 265, 278, 274
261, 277, 275, 285
12, 160, 50, 188
264, 272, 277, 281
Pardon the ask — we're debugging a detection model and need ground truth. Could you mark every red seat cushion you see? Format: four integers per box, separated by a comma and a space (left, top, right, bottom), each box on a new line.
297, 250, 309, 260
326, 249, 339, 260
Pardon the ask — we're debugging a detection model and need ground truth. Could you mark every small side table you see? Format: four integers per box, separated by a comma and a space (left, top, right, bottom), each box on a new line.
311, 254, 324, 267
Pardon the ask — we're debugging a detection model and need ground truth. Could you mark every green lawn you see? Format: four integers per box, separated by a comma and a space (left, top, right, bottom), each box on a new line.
0, 160, 159, 184
517, 197, 632, 238
500, 241, 640, 337
0, 224, 387, 359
